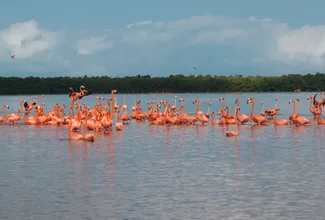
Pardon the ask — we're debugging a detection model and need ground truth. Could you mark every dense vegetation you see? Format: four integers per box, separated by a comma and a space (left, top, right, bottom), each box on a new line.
0, 73, 325, 95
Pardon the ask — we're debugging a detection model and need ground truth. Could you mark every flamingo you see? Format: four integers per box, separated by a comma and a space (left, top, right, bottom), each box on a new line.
115, 106, 123, 130
0, 104, 9, 122
316, 106, 325, 125
247, 97, 269, 125
235, 98, 250, 124
224, 106, 236, 124
219, 97, 234, 119
289, 99, 311, 125
68, 106, 95, 142
225, 106, 239, 137
307, 96, 321, 115
211, 111, 224, 125
273, 110, 289, 125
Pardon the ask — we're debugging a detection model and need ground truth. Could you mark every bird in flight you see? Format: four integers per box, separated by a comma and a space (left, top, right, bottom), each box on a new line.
11, 55, 15, 59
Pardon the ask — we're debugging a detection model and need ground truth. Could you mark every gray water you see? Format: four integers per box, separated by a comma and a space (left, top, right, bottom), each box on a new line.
0, 92, 325, 219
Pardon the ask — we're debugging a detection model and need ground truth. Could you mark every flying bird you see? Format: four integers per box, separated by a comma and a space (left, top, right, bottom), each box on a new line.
11, 55, 15, 59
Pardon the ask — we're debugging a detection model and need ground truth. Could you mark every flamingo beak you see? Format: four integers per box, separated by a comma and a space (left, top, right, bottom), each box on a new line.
246, 100, 249, 104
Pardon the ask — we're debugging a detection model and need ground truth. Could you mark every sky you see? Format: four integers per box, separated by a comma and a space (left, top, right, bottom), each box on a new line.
1, 0, 325, 77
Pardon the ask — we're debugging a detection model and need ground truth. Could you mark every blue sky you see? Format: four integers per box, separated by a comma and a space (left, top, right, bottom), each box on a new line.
0, 0, 325, 77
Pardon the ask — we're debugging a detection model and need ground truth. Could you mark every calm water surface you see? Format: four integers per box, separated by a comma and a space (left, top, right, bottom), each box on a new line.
0, 92, 325, 219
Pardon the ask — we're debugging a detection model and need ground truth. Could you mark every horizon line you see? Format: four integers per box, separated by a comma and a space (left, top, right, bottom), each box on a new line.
1, 72, 324, 78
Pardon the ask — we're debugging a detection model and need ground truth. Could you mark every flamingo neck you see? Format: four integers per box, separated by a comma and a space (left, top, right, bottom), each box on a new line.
309, 98, 313, 111
235, 107, 238, 133
251, 101, 255, 117
2, 106, 7, 119
111, 93, 115, 120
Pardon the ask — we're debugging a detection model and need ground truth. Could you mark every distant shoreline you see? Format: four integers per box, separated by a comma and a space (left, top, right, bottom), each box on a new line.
0, 73, 323, 95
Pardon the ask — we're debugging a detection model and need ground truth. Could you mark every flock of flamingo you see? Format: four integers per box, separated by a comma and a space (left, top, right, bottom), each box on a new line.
0, 86, 325, 142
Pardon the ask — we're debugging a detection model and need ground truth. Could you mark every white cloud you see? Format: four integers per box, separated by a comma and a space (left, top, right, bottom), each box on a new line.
125, 21, 153, 28
0, 20, 57, 59
3, 15, 325, 76
194, 29, 247, 44
76, 36, 114, 56
277, 25, 325, 64
119, 15, 325, 70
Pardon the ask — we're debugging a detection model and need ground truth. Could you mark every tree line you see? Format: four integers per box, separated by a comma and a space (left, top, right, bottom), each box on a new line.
0, 73, 324, 95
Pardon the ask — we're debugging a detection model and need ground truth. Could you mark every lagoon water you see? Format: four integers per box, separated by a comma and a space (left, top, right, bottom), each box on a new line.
0, 92, 325, 219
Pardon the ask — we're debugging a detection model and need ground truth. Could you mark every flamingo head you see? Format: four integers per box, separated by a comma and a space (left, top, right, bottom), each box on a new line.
209, 102, 212, 106
297, 98, 300, 102
3, 104, 9, 109
307, 96, 312, 100
289, 99, 295, 104
84, 134, 95, 142
235, 98, 239, 104
219, 97, 224, 101
174, 96, 178, 99
246, 97, 253, 104
193, 99, 198, 104
179, 98, 184, 102
111, 89, 117, 93
80, 85, 85, 89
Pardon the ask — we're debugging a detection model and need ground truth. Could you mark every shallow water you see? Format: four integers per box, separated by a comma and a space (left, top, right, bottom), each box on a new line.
0, 92, 325, 219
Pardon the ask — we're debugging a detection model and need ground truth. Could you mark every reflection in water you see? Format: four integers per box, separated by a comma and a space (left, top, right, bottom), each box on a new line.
249, 126, 255, 166
83, 142, 90, 194
106, 138, 116, 193
234, 136, 240, 183
1, 93, 325, 219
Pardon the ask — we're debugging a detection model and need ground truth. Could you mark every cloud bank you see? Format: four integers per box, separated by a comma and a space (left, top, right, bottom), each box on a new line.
1, 15, 325, 77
